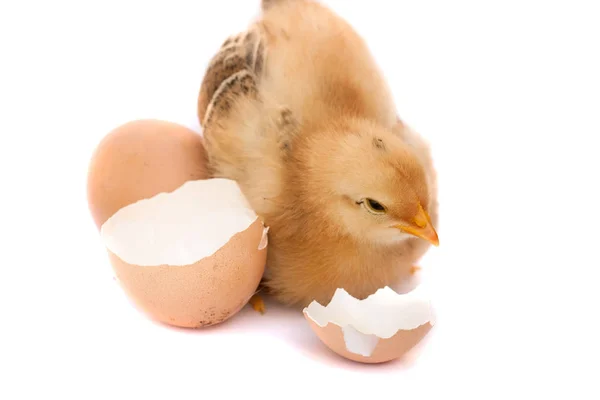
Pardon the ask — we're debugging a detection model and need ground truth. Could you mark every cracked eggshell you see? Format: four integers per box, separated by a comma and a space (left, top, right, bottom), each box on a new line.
303, 285, 435, 364
101, 179, 268, 328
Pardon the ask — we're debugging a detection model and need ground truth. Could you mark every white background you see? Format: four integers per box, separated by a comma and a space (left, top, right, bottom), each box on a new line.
2, 0, 599, 398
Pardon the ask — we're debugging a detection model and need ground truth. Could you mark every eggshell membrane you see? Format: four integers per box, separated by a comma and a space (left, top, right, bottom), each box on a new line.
304, 315, 432, 364
108, 218, 266, 328
86, 119, 209, 230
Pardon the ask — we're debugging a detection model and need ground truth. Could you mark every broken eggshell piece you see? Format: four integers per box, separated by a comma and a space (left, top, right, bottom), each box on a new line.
303, 285, 435, 364
100, 178, 268, 328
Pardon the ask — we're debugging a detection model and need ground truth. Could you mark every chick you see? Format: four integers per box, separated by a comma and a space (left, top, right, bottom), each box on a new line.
197, 0, 439, 309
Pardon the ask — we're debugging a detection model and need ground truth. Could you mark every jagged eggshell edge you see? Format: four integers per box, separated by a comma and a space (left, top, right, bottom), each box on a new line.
100, 178, 261, 267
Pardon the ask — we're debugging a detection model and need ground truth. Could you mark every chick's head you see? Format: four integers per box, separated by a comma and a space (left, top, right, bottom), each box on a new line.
296, 120, 439, 247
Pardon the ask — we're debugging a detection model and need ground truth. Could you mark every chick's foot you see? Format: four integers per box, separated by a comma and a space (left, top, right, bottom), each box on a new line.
249, 294, 266, 314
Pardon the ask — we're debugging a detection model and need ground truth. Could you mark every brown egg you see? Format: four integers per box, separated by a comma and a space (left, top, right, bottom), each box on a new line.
87, 120, 268, 328
303, 286, 435, 364
86, 119, 209, 230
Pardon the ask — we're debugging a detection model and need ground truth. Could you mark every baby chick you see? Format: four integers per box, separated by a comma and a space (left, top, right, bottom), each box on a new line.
197, 0, 439, 308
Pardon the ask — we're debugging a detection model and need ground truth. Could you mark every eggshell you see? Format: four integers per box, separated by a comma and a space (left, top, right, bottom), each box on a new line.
107, 218, 266, 328
303, 286, 435, 364
100, 178, 268, 329
304, 316, 433, 364
86, 119, 209, 230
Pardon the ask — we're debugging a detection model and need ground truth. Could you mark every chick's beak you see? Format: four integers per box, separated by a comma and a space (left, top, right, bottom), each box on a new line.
396, 204, 439, 246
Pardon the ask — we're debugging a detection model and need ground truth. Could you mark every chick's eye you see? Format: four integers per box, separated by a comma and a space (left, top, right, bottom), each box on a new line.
363, 198, 386, 214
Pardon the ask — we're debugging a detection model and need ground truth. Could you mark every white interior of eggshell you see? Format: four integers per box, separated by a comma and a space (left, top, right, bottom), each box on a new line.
258, 226, 269, 250
304, 285, 435, 357
100, 178, 262, 267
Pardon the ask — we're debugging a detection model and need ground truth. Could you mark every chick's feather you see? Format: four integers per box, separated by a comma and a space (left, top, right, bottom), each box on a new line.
198, 0, 439, 308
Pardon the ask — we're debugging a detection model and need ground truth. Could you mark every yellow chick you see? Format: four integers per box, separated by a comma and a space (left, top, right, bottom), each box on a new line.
197, 0, 439, 309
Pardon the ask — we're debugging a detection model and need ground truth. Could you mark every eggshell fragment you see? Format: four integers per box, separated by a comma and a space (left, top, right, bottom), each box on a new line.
303, 285, 435, 364
101, 178, 268, 328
